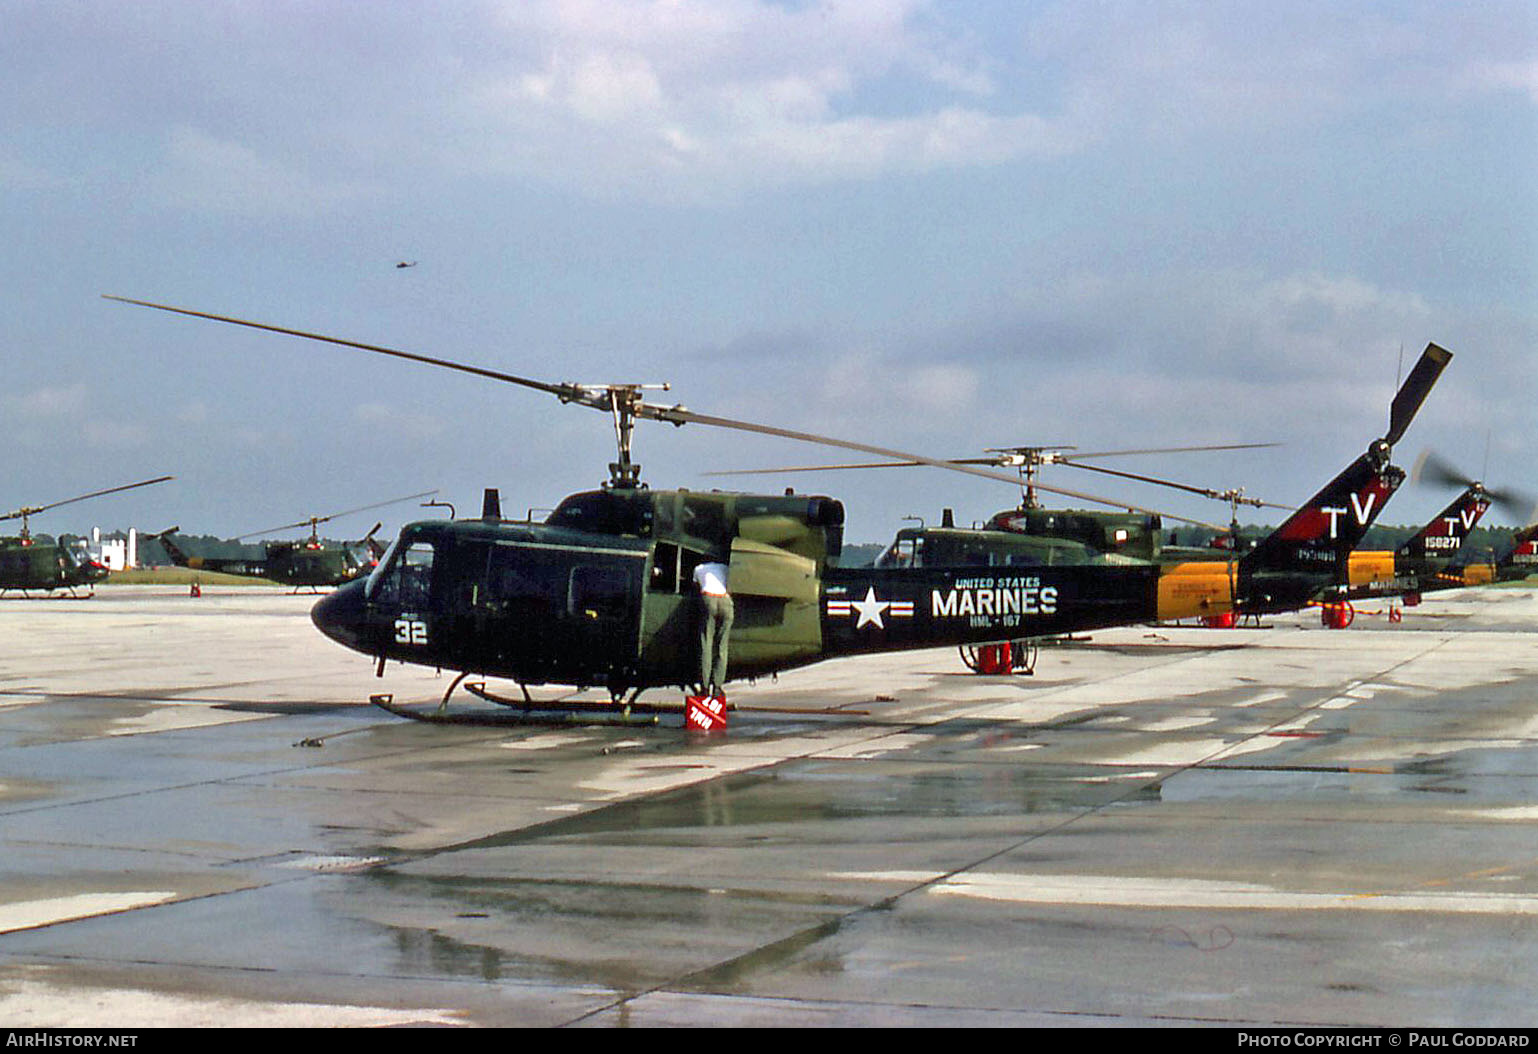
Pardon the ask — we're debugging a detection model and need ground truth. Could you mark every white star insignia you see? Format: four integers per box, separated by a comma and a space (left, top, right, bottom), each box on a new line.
851, 587, 891, 629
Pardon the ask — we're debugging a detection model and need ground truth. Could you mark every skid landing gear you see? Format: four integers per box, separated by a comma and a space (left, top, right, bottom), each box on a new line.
0, 588, 94, 600
367, 671, 672, 726
369, 693, 663, 727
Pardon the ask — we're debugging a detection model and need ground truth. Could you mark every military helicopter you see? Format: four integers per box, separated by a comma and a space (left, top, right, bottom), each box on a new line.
106, 296, 1449, 721
151, 491, 438, 591
0, 476, 174, 597
723, 443, 1295, 569
1497, 523, 1538, 581
1343, 453, 1533, 602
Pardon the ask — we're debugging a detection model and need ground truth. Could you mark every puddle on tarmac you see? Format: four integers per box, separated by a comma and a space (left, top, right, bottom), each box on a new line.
425, 760, 1163, 858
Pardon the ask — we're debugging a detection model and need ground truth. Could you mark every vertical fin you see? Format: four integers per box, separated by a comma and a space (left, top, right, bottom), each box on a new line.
1239, 342, 1451, 601
1398, 485, 1489, 560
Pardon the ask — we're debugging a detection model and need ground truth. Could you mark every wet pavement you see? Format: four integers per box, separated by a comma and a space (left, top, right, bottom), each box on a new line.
0, 584, 1535, 1026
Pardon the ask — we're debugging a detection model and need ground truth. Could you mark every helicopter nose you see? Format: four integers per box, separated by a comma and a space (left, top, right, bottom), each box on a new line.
311, 579, 368, 653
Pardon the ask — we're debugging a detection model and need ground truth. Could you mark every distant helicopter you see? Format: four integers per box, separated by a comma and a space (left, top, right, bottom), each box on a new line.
106, 295, 1449, 721
152, 491, 438, 591
1344, 453, 1533, 602
0, 476, 174, 597
1497, 523, 1538, 581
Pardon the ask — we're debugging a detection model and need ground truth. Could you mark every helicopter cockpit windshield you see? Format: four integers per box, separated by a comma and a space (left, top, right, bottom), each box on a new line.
875, 533, 924, 569
61, 538, 97, 570
366, 535, 434, 608
365, 535, 401, 600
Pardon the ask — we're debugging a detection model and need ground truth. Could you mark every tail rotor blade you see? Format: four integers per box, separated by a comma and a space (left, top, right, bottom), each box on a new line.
1411, 450, 1474, 490
1387, 343, 1453, 447
1486, 487, 1538, 522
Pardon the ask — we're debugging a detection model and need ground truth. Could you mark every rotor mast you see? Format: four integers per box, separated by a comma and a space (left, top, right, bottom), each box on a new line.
568, 383, 674, 488
986, 447, 1075, 510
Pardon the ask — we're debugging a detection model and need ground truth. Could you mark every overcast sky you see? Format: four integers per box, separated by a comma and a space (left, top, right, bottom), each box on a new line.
4, 1, 1536, 543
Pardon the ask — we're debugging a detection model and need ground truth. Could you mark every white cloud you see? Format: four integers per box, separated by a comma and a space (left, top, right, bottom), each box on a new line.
4, 386, 152, 450
155, 127, 381, 217
1472, 58, 1538, 104
463, 0, 1071, 199
352, 402, 444, 442
817, 350, 980, 423
80, 420, 151, 449
7, 385, 89, 418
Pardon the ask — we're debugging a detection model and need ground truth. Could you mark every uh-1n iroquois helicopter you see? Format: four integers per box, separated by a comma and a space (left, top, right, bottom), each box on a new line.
1339, 451, 1535, 608
1, 476, 174, 597
710, 442, 1292, 567
706, 442, 1297, 669
106, 295, 1450, 723
150, 491, 438, 592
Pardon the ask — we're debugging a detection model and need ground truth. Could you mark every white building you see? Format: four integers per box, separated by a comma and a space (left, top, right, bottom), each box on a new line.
91, 527, 138, 571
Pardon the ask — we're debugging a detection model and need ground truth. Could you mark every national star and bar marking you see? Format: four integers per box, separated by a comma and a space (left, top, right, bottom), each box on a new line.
826, 587, 914, 629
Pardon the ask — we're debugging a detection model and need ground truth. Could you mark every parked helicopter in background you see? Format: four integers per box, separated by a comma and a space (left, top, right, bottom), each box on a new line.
1344, 452, 1534, 602
152, 491, 438, 591
0, 476, 174, 596
721, 442, 1292, 569
106, 295, 1450, 721
717, 349, 1451, 628
1498, 523, 1538, 581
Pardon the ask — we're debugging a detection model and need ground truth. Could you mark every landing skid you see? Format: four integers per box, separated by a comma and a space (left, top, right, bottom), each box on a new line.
0, 588, 94, 600
370, 692, 662, 727
367, 670, 677, 727
462, 679, 682, 714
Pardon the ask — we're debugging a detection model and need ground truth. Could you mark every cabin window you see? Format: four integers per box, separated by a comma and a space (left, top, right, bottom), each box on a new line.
652, 495, 675, 536
962, 545, 993, 567
484, 543, 568, 612
681, 498, 729, 547
569, 564, 632, 620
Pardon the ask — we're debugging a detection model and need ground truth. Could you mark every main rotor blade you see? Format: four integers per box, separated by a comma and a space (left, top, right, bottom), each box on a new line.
104, 296, 591, 406
708, 452, 1293, 510
1387, 343, 1453, 447
1060, 442, 1281, 461
1, 475, 175, 523
1062, 461, 1295, 510
703, 458, 995, 476
655, 405, 1226, 529
237, 489, 439, 540
107, 296, 1224, 529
